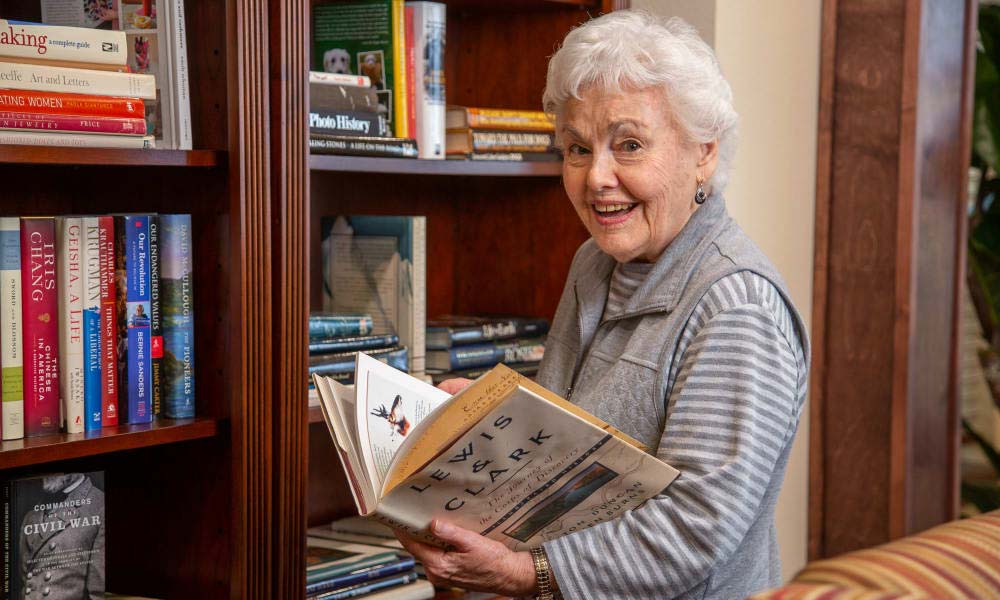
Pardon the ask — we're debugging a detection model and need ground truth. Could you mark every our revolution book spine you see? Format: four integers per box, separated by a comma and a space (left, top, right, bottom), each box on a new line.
0, 61, 156, 99
20, 217, 59, 437
0, 217, 24, 440
0, 130, 154, 148
124, 215, 152, 423
148, 215, 162, 417
81, 217, 102, 431
160, 214, 194, 419
0, 111, 146, 135
98, 216, 118, 426
0, 19, 127, 65
0, 89, 144, 118
55, 217, 84, 434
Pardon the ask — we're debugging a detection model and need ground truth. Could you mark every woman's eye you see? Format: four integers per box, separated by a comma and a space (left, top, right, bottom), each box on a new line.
568, 144, 590, 156
619, 140, 642, 152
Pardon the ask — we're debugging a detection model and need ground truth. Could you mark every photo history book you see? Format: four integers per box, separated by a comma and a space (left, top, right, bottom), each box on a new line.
311, 353, 679, 551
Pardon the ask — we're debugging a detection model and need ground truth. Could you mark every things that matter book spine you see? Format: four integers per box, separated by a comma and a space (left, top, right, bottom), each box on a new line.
98, 216, 118, 426
20, 217, 60, 437
0, 217, 24, 440
56, 216, 85, 434
81, 217, 103, 431
124, 215, 152, 423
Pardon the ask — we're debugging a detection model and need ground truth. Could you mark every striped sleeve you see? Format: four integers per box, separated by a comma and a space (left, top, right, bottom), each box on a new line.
544, 272, 804, 600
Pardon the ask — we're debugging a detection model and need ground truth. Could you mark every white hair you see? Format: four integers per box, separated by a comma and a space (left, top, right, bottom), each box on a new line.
543, 10, 739, 192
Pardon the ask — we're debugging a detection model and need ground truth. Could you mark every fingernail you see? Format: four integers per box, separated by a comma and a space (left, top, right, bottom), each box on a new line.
432, 520, 449, 535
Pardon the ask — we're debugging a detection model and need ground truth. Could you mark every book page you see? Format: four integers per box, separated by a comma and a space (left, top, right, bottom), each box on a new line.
313, 374, 376, 514
324, 217, 400, 337
354, 353, 449, 493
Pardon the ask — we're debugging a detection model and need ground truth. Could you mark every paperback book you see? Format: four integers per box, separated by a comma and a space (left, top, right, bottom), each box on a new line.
0, 217, 24, 440
311, 353, 679, 551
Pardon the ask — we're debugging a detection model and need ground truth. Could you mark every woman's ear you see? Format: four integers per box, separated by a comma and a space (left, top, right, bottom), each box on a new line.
697, 139, 719, 179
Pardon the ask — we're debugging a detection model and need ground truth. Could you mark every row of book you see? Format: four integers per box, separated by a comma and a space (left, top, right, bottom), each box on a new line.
0, 0, 190, 149
308, 313, 408, 391
309, 1, 560, 163
0, 214, 195, 441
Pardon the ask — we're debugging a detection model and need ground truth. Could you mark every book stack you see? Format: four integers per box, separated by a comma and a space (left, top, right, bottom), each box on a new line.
308, 312, 408, 398
310, 0, 445, 159
0, 214, 196, 441
445, 106, 561, 162
424, 316, 549, 384
306, 535, 432, 600
0, 18, 156, 148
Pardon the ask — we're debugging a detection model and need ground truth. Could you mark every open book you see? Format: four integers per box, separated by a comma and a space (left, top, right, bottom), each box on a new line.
312, 353, 679, 551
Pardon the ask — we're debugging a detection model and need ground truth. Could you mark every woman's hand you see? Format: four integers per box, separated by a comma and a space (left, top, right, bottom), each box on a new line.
437, 377, 473, 395
394, 520, 536, 597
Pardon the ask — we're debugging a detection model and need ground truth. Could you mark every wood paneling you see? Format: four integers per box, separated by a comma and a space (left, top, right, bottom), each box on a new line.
810, 0, 975, 558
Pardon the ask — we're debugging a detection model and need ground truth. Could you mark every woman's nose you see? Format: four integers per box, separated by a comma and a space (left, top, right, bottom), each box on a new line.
586, 150, 619, 191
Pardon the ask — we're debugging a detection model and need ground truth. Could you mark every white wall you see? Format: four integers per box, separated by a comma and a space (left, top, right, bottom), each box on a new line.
631, 0, 822, 580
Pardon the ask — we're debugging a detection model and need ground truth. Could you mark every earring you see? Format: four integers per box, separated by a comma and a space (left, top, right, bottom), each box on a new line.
695, 176, 707, 204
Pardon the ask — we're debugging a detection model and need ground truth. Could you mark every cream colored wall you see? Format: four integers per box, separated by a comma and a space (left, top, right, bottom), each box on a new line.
629, 0, 821, 580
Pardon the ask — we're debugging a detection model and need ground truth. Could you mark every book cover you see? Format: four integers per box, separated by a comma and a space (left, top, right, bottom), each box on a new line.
310, 70, 372, 88
113, 216, 127, 423
313, 0, 401, 136
403, 5, 415, 140
426, 316, 551, 349
3, 471, 106, 598
98, 216, 118, 426
82, 217, 103, 431
309, 571, 417, 599
309, 313, 375, 340
305, 537, 403, 583
310, 333, 399, 355
0, 130, 154, 148
310, 81, 381, 113
309, 134, 417, 158
321, 215, 426, 376
311, 356, 679, 551
148, 215, 161, 416
445, 106, 555, 132
306, 555, 415, 595
55, 217, 85, 434
0, 61, 156, 99
425, 337, 545, 371
160, 214, 194, 419
0, 89, 144, 118
390, 0, 407, 140
0, 217, 24, 440
21, 217, 60, 437
407, 2, 445, 159
0, 18, 126, 64
0, 110, 147, 134
124, 215, 152, 423
0, 54, 130, 71
446, 129, 555, 155
309, 108, 389, 138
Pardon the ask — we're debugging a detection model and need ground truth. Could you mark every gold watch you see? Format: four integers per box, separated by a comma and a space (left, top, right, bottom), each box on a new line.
530, 547, 555, 600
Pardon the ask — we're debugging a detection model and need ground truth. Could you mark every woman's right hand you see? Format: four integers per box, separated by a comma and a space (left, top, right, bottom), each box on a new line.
437, 377, 473, 395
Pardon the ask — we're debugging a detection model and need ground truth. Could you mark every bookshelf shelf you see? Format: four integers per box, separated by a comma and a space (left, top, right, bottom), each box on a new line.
0, 146, 224, 167
0, 417, 222, 470
309, 154, 562, 176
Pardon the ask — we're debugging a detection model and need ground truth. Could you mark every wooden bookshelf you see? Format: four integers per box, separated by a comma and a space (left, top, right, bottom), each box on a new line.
310, 154, 562, 176
0, 146, 224, 167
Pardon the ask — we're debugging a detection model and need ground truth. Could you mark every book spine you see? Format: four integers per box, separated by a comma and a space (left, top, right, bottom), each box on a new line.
0, 110, 146, 134
392, 0, 408, 138
149, 215, 162, 417
411, 217, 426, 376
56, 217, 84, 434
20, 217, 60, 437
0, 89, 144, 118
160, 215, 194, 419
0, 55, 129, 72
113, 216, 127, 422
309, 136, 418, 158
169, 0, 193, 150
441, 339, 546, 370
404, 5, 416, 140
98, 216, 118, 426
81, 218, 102, 431
0, 19, 127, 65
309, 109, 389, 138
125, 215, 152, 423
309, 71, 372, 88
470, 130, 554, 153
0, 61, 156, 99
3, 479, 13, 597
308, 333, 399, 355
0, 218, 24, 440
410, 1, 446, 159
467, 108, 554, 131
312, 571, 418, 600
0, 130, 154, 148
309, 82, 380, 112
466, 152, 561, 162
305, 560, 417, 595
308, 317, 374, 339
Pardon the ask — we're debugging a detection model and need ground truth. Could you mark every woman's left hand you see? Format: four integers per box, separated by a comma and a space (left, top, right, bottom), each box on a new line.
394, 519, 536, 597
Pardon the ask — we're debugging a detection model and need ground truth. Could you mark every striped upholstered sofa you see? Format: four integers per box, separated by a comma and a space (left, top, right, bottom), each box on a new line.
752, 510, 1000, 599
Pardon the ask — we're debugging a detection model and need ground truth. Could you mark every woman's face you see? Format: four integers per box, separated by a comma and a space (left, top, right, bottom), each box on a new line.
559, 86, 716, 263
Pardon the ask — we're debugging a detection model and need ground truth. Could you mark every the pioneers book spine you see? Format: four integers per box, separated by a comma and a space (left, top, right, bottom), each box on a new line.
408, 1, 446, 159
0, 18, 127, 65
20, 217, 60, 437
81, 217, 103, 431
0, 217, 24, 440
160, 214, 194, 418
0, 89, 145, 118
0, 61, 156, 99
148, 215, 162, 416
56, 217, 85, 433
98, 216, 118, 426
0, 111, 147, 134
124, 215, 152, 423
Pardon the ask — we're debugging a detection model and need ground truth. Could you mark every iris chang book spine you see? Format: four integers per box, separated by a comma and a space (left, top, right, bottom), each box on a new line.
20, 217, 60, 437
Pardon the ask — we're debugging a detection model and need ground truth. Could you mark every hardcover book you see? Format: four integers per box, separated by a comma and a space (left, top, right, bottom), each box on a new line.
0, 110, 147, 135
0, 60, 156, 99
148, 215, 161, 416
20, 217, 60, 437
426, 337, 545, 371
310, 80, 381, 113
124, 215, 152, 423
310, 313, 375, 340
0, 130, 154, 148
0, 217, 24, 440
445, 129, 555, 155
321, 215, 425, 376
3, 471, 106, 598
0, 89, 145, 118
310, 333, 399, 355
426, 316, 551, 349
309, 134, 417, 158
159, 214, 194, 419
0, 18, 126, 64
311, 353, 679, 551
81, 217, 103, 431
406, 2, 445, 159
310, 345, 408, 378
98, 216, 118, 426
445, 106, 555, 132
55, 216, 85, 434
310, 108, 389, 137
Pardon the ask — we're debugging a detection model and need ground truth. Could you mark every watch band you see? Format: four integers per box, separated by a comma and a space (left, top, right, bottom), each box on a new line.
530, 547, 555, 600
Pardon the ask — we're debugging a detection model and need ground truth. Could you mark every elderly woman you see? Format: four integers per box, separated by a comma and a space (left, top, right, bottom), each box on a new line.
396, 9, 809, 600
